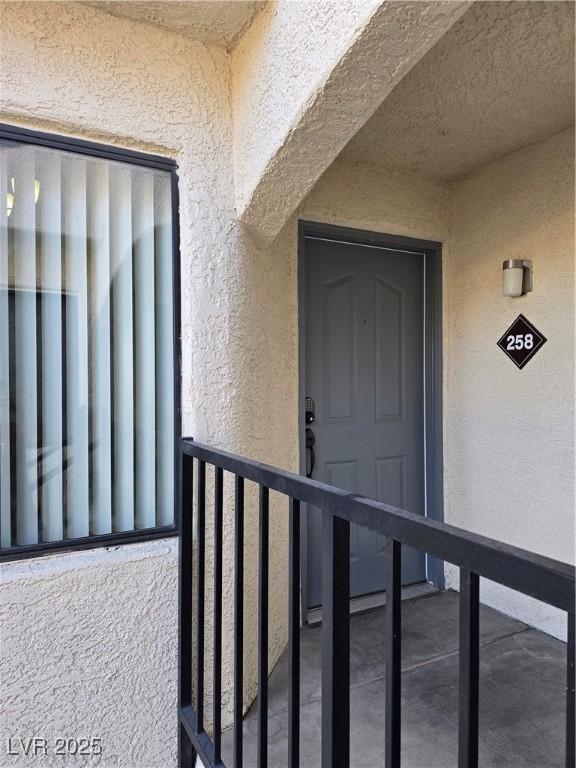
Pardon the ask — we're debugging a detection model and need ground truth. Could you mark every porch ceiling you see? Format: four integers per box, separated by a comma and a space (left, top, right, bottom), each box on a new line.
340, 1, 575, 181
82, 1, 265, 47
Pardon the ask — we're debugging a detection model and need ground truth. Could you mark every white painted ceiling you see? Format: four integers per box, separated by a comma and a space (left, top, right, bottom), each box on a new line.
341, 1, 575, 181
83, 1, 265, 47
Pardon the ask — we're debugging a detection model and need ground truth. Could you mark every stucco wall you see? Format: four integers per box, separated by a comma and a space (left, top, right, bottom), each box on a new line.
231, 0, 380, 215
0, 3, 296, 765
1, 541, 178, 767
444, 128, 575, 640
300, 158, 452, 243
0, 2, 573, 765
231, 0, 470, 242
300, 135, 574, 640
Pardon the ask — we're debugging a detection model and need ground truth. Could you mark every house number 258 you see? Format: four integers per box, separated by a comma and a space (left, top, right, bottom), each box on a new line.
506, 333, 534, 351
497, 315, 546, 369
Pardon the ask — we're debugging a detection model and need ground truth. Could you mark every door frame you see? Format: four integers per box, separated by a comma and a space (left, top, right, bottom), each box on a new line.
298, 220, 444, 622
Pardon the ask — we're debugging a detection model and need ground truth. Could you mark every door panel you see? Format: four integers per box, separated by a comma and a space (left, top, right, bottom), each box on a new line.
375, 276, 404, 421
305, 236, 426, 608
323, 275, 356, 422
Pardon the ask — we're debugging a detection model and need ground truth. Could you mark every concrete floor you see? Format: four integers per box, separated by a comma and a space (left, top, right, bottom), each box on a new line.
222, 591, 567, 768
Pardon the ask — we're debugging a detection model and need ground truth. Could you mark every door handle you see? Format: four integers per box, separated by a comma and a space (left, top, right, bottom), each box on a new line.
305, 427, 316, 478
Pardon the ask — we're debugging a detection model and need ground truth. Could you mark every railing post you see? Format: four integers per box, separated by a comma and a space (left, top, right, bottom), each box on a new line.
288, 498, 301, 768
234, 475, 245, 768
178, 452, 195, 767
567, 611, 575, 768
385, 539, 402, 768
213, 467, 224, 764
458, 569, 480, 768
321, 510, 350, 768
258, 485, 270, 768
196, 460, 206, 732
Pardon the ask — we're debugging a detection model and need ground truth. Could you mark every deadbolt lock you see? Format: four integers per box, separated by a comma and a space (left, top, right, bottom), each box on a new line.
305, 396, 315, 424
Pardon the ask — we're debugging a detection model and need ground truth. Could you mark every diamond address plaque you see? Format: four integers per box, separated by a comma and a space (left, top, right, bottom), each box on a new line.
497, 314, 547, 369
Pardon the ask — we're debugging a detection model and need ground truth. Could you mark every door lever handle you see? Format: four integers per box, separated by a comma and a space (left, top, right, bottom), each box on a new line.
305, 427, 316, 478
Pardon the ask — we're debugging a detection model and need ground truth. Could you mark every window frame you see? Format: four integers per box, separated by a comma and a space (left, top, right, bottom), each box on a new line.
0, 123, 182, 562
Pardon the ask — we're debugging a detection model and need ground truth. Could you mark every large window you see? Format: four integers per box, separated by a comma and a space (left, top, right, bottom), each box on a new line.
0, 126, 179, 558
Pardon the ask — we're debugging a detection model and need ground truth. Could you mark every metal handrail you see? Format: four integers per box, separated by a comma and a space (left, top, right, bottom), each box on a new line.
182, 440, 573, 611
178, 438, 575, 768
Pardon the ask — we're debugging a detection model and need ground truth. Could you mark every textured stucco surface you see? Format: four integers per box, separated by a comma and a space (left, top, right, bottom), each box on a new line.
302, 131, 575, 640
1, 541, 179, 767
0, 2, 297, 763
82, 1, 265, 48
0, 2, 573, 765
301, 159, 451, 244
232, 0, 470, 243
443, 129, 575, 640
342, 1, 575, 181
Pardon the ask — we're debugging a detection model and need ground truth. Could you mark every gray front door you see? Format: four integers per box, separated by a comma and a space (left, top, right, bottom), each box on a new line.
305, 235, 426, 608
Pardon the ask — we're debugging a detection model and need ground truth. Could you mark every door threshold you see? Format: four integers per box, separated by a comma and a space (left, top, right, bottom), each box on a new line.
305, 582, 437, 627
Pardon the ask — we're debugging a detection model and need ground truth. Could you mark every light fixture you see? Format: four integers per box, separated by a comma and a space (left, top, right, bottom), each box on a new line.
502, 259, 532, 297
6, 177, 41, 218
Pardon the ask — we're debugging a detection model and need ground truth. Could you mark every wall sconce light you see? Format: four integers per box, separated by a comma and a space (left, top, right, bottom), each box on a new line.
502, 259, 532, 297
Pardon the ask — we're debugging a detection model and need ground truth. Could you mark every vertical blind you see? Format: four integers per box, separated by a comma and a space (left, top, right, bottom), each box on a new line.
0, 142, 175, 549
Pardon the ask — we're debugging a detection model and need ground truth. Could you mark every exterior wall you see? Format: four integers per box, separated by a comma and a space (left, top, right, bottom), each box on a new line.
300, 158, 452, 243
231, 0, 470, 242
0, 3, 573, 766
444, 129, 575, 640
0, 3, 296, 765
301, 132, 575, 640
231, 0, 380, 214
2, 541, 178, 766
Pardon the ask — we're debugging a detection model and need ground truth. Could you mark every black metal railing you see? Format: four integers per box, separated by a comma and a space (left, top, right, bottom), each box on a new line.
178, 439, 575, 768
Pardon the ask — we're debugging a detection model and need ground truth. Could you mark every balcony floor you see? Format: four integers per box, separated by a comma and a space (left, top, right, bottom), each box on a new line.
222, 591, 567, 767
